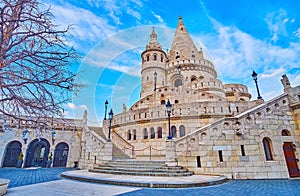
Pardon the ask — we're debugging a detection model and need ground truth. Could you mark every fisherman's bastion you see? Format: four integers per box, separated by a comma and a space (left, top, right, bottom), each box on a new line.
1, 17, 300, 180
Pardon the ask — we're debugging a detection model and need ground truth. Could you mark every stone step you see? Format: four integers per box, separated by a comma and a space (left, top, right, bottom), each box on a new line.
89, 169, 193, 177
107, 160, 166, 166
95, 165, 183, 170
93, 166, 188, 173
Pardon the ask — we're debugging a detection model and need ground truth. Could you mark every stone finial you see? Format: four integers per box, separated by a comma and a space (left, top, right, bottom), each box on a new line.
122, 104, 127, 112
281, 74, 291, 89
83, 110, 88, 124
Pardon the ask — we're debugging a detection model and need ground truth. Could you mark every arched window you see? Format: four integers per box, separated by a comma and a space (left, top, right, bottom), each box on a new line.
143, 128, 148, 139
146, 55, 150, 62
161, 55, 163, 62
161, 100, 166, 105
157, 127, 162, 138
282, 129, 291, 136
133, 129, 137, 140
150, 127, 155, 139
127, 130, 131, 140
175, 100, 179, 104
191, 76, 197, 82
263, 137, 273, 161
179, 125, 185, 137
154, 54, 157, 61
171, 126, 177, 138
174, 78, 182, 87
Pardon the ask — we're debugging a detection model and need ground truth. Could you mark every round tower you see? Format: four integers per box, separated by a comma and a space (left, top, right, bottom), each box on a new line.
140, 28, 167, 98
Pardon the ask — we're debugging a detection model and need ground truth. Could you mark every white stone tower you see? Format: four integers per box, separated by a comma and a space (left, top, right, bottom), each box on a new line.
140, 28, 167, 98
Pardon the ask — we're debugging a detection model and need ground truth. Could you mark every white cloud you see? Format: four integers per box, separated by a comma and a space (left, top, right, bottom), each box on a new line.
79, 105, 88, 110
48, 3, 116, 46
67, 103, 77, 110
261, 68, 285, 79
294, 28, 300, 38
265, 9, 289, 43
151, 11, 164, 24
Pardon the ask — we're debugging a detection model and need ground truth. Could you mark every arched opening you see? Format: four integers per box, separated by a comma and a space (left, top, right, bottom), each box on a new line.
174, 78, 182, 87
133, 129, 137, 140
262, 137, 273, 161
282, 129, 291, 136
179, 125, 185, 137
53, 142, 69, 167
191, 76, 197, 82
171, 126, 177, 138
150, 127, 155, 139
146, 55, 150, 62
143, 128, 148, 139
24, 138, 50, 168
161, 100, 166, 105
157, 127, 162, 138
175, 100, 179, 104
154, 54, 157, 61
3, 141, 22, 167
127, 130, 131, 140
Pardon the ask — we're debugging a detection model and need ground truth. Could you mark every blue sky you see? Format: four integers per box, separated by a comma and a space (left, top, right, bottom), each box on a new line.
44, 0, 300, 125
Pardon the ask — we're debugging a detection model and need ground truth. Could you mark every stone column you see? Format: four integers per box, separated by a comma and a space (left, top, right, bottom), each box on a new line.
165, 139, 177, 166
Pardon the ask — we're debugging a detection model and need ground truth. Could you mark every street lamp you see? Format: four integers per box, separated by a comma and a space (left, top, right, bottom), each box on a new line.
251, 71, 262, 99
107, 109, 113, 142
51, 130, 56, 145
104, 100, 108, 120
178, 65, 182, 74
154, 71, 157, 91
22, 128, 29, 144
166, 99, 172, 139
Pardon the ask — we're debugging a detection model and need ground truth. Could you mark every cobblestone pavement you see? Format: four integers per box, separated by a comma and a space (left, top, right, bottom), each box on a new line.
2, 168, 300, 195
118, 179, 300, 196
0, 167, 74, 188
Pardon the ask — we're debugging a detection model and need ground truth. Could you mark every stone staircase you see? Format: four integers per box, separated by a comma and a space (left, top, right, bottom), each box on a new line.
89, 159, 193, 177
88, 126, 130, 159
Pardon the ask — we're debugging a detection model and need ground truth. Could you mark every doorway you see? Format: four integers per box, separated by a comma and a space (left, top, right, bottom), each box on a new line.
24, 138, 50, 168
283, 142, 300, 177
2, 141, 22, 167
53, 142, 69, 167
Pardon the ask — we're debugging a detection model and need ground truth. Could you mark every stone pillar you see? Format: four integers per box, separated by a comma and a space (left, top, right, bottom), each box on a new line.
165, 139, 177, 166
103, 142, 113, 161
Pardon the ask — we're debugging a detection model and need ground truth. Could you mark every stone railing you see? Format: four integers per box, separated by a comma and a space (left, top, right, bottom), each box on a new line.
112, 131, 134, 158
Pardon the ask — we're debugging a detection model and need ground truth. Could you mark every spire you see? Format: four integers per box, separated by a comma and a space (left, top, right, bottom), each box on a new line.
150, 27, 157, 44
169, 16, 201, 61
146, 27, 161, 49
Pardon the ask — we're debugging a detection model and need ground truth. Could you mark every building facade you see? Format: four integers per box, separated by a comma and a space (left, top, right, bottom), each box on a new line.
1, 17, 300, 179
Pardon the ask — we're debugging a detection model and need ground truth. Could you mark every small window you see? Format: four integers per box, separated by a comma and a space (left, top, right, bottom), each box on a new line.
263, 137, 273, 161
150, 127, 155, 139
218, 150, 223, 162
143, 128, 148, 139
175, 100, 179, 104
179, 125, 185, 137
282, 129, 290, 136
127, 130, 131, 140
174, 78, 182, 87
147, 55, 150, 62
197, 156, 201, 167
154, 54, 157, 61
171, 126, 177, 137
133, 129, 137, 140
161, 55, 163, 62
241, 145, 246, 156
157, 127, 162, 138
161, 100, 166, 105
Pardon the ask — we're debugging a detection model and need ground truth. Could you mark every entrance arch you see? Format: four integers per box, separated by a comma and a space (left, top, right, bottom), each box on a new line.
2, 141, 22, 167
24, 138, 50, 168
283, 142, 300, 177
53, 142, 69, 167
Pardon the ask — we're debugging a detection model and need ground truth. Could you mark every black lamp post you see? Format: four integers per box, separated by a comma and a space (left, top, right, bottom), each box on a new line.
154, 71, 157, 91
107, 109, 113, 142
104, 100, 108, 120
251, 71, 262, 99
166, 99, 172, 139
178, 65, 182, 74
51, 130, 56, 145
22, 129, 28, 144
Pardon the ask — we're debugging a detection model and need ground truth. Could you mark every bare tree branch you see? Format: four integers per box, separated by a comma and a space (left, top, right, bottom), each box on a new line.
0, 0, 82, 121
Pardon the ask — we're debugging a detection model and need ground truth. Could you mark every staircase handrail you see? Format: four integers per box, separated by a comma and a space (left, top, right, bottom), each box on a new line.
112, 130, 134, 157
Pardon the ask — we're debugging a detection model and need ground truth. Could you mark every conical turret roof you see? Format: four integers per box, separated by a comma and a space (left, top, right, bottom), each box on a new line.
169, 16, 202, 61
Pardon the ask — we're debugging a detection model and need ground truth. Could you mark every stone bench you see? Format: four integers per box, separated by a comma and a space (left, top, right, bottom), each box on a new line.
0, 178, 9, 196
